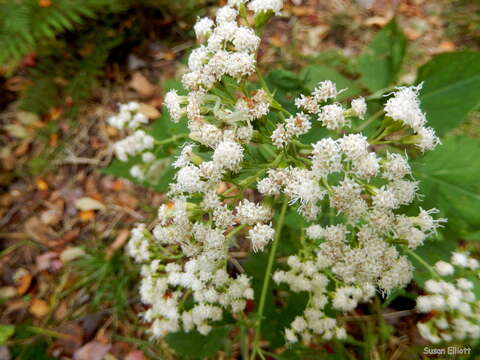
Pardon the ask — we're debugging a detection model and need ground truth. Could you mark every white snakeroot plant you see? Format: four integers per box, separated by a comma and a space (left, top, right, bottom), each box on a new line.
107, 1, 478, 357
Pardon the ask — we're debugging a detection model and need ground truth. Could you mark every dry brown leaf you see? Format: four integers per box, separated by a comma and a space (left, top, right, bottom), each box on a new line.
14, 141, 31, 157
106, 229, 130, 259
73, 342, 111, 360
125, 350, 147, 360
75, 197, 105, 211
138, 103, 160, 119
29, 298, 49, 318
0, 286, 17, 299
55, 323, 84, 355
40, 209, 61, 226
25, 216, 52, 245
129, 72, 156, 98
36, 251, 59, 271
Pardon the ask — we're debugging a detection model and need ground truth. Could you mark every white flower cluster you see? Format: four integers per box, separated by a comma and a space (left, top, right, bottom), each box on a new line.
107, 101, 149, 129
108, 0, 456, 346
384, 84, 440, 151
416, 253, 479, 343
108, 102, 155, 163
112, 129, 154, 162
293, 81, 363, 131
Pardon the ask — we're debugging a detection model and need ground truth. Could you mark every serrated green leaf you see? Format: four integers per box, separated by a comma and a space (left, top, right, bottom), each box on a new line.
357, 19, 406, 92
416, 51, 480, 135
165, 326, 229, 359
413, 136, 480, 231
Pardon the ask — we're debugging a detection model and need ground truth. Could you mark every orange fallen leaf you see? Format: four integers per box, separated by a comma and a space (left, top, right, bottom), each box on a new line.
16, 273, 32, 295
36, 178, 48, 191
111, 180, 125, 192
39, 0, 52, 6
30, 298, 49, 318
437, 41, 456, 53
79, 210, 95, 222
49, 107, 62, 121
49, 133, 58, 147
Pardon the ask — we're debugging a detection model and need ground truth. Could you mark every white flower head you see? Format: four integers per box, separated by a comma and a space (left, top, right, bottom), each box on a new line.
248, 0, 283, 15
351, 97, 367, 119
194, 17, 214, 39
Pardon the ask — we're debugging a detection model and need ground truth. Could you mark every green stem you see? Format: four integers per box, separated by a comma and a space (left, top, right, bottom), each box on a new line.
404, 247, 439, 278
154, 133, 187, 145
251, 198, 288, 360
240, 325, 249, 360
227, 224, 247, 240
354, 110, 384, 132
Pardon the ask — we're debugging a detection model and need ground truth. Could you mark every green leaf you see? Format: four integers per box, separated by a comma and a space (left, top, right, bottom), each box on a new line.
357, 19, 406, 92
165, 326, 229, 359
413, 136, 480, 231
300, 65, 361, 100
416, 51, 480, 135
0, 324, 14, 345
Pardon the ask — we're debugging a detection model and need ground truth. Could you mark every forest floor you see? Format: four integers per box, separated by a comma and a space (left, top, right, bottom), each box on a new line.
0, 0, 479, 359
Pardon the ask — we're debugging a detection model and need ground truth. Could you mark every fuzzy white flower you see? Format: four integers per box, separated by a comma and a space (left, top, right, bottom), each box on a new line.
194, 17, 214, 39
318, 103, 347, 130
248, 223, 275, 251
351, 97, 367, 119
213, 140, 244, 171
248, 0, 283, 15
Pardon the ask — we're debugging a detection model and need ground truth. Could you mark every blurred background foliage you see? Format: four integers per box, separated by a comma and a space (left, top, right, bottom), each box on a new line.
0, 0, 210, 115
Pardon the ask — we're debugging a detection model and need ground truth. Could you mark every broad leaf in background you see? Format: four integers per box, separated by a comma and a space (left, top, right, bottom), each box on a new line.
300, 65, 361, 100
416, 51, 480, 136
165, 327, 229, 359
357, 19, 406, 92
413, 136, 480, 233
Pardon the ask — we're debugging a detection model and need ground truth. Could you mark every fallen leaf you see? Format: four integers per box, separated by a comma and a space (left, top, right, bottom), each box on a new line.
75, 197, 105, 211
29, 298, 49, 318
36, 251, 59, 271
138, 103, 160, 119
14, 269, 31, 296
17, 111, 40, 125
39, 0, 52, 7
0, 287, 17, 299
40, 209, 61, 226
55, 323, 84, 355
111, 180, 125, 192
49, 133, 58, 147
54, 300, 69, 321
36, 178, 49, 191
106, 229, 130, 259
436, 40, 456, 53
79, 210, 95, 222
73, 342, 111, 360
125, 350, 147, 360
4, 124, 29, 139
25, 216, 53, 245
60, 247, 85, 263
14, 141, 30, 157
129, 72, 156, 98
